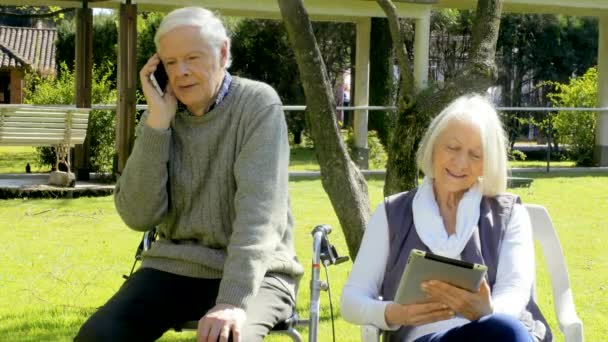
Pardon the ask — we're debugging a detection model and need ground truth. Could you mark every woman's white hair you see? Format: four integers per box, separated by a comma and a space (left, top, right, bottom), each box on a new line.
416, 93, 509, 196
154, 7, 232, 68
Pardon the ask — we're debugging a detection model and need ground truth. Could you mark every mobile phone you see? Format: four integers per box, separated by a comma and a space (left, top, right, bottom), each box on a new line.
150, 62, 168, 96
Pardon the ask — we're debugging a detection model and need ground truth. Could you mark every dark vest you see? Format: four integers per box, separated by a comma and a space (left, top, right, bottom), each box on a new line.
380, 189, 552, 342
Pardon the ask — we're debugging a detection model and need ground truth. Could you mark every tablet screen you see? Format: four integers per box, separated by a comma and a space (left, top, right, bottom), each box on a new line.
394, 249, 487, 305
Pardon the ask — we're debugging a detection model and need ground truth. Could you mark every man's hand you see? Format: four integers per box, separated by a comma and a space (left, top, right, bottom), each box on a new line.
139, 53, 177, 130
384, 301, 454, 326
197, 303, 246, 342
421, 279, 493, 321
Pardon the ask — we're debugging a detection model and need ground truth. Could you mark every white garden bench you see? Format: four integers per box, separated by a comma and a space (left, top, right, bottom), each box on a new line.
0, 105, 91, 172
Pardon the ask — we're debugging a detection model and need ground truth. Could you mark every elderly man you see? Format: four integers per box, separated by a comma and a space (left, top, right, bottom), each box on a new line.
75, 7, 303, 342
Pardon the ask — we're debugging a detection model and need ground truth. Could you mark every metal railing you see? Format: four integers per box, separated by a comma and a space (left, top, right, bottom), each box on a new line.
89, 104, 608, 112
85, 104, 608, 172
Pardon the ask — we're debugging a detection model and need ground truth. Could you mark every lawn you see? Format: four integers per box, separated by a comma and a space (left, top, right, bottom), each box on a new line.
0, 146, 45, 173
1, 172, 607, 341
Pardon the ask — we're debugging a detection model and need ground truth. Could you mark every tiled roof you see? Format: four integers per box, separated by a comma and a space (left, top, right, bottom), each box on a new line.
0, 26, 57, 75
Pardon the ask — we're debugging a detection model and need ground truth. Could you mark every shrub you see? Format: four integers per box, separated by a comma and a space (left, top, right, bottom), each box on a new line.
23, 62, 118, 172
544, 67, 598, 166
509, 149, 527, 161
345, 129, 388, 170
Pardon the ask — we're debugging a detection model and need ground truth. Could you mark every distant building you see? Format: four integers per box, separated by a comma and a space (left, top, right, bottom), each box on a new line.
0, 25, 57, 104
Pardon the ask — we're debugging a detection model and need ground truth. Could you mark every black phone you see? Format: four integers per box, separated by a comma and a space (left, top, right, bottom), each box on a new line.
150, 62, 168, 95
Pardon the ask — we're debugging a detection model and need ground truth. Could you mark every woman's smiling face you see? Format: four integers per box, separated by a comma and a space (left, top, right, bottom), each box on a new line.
431, 119, 484, 195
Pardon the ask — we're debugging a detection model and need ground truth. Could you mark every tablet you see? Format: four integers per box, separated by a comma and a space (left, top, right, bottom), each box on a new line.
394, 249, 487, 305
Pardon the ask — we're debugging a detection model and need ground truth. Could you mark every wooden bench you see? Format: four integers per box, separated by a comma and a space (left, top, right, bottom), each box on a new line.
0, 105, 91, 173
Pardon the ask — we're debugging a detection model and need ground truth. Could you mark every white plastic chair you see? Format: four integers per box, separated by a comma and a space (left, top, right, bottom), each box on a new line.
360, 204, 584, 342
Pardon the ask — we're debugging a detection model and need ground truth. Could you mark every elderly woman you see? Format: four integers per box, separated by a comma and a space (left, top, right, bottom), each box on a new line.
75, 7, 302, 342
341, 94, 551, 342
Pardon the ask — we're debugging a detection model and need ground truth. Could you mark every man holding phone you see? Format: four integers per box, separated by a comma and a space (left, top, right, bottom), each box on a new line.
76, 7, 303, 342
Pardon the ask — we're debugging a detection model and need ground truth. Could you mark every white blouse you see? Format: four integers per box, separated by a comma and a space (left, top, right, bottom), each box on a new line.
340, 193, 535, 342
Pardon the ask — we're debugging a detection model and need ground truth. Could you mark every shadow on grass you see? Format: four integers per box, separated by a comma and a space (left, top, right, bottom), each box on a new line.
289, 173, 386, 184
0, 306, 342, 341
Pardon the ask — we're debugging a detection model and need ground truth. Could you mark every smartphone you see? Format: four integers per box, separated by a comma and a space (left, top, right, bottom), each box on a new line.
150, 62, 168, 96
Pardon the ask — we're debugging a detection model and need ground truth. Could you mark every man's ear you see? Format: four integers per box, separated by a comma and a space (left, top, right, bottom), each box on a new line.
220, 41, 229, 68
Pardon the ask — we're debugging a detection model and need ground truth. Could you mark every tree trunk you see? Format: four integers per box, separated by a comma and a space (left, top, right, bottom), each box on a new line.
278, 0, 370, 258
369, 17, 395, 148
379, 0, 503, 196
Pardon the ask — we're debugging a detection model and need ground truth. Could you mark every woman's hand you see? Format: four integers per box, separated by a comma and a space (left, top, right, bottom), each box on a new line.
384, 301, 455, 326
422, 279, 493, 321
139, 53, 177, 130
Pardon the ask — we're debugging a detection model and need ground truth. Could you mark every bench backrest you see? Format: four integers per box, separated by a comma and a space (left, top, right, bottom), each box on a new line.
0, 105, 91, 146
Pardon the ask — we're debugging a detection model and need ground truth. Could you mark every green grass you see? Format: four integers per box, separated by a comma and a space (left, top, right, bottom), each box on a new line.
1, 173, 607, 341
0, 146, 46, 173
0, 146, 577, 174
287, 146, 576, 171
289, 146, 320, 171
510, 160, 575, 168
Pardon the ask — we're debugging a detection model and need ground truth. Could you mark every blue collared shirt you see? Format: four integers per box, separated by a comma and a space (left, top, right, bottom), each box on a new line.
208, 71, 232, 112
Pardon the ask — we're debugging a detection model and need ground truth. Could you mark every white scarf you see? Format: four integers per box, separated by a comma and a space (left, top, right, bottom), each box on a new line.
412, 177, 483, 259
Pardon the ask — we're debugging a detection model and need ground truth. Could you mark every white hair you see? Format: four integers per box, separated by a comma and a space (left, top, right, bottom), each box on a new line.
154, 7, 232, 68
416, 94, 509, 196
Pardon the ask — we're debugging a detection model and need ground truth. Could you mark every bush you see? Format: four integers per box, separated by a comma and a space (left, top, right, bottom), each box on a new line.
545, 67, 598, 166
345, 130, 388, 170
23, 62, 118, 172
509, 149, 527, 161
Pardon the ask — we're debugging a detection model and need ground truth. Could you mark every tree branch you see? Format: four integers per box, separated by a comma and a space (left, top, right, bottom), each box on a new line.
0, 8, 73, 19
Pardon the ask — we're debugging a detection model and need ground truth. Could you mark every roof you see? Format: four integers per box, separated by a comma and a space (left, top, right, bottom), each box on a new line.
0, 0, 607, 17
0, 26, 57, 75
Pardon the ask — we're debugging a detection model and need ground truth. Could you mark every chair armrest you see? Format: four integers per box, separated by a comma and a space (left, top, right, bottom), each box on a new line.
525, 204, 584, 342
555, 289, 584, 342
361, 324, 382, 342
562, 318, 583, 342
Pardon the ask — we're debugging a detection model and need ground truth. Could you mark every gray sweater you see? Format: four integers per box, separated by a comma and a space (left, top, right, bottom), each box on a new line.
114, 76, 304, 310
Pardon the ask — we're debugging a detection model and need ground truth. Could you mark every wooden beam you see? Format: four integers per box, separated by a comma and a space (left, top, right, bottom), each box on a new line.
115, 1, 138, 175
74, 5, 93, 180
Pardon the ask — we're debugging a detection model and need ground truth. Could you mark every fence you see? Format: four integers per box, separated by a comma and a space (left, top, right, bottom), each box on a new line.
89, 104, 608, 172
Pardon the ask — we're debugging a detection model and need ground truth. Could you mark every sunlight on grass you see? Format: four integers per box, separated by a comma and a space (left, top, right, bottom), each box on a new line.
510, 160, 575, 168
0, 146, 46, 173
285, 145, 577, 172
1, 172, 606, 341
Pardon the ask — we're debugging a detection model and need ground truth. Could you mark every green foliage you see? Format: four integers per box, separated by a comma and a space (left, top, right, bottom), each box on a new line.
136, 12, 164, 77
345, 130, 388, 170
509, 149, 527, 161
428, 9, 476, 80
55, 13, 118, 83
495, 14, 597, 147
230, 19, 353, 140
369, 18, 395, 149
544, 67, 598, 166
0, 5, 69, 26
23, 63, 118, 172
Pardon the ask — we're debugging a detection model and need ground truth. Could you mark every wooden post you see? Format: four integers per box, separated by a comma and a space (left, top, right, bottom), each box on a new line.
74, 1, 93, 180
115, 1, 138, 175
